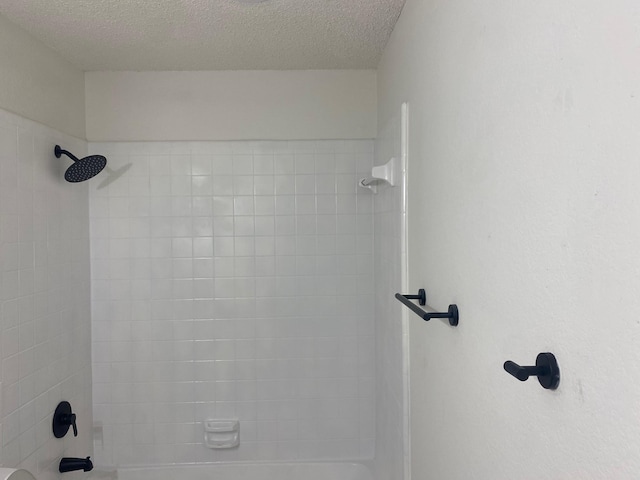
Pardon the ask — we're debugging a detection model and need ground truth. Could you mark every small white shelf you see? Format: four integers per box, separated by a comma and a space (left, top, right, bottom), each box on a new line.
359, 157, 396, 194
204, 419, 239, 449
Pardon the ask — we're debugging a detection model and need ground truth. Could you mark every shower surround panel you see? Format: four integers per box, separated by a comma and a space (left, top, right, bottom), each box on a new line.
0, 108, 93, 480
89, 140, 375, 465
373, 111, 408, 480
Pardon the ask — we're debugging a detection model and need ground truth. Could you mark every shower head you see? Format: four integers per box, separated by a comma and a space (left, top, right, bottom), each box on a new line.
54, 145, 107, 183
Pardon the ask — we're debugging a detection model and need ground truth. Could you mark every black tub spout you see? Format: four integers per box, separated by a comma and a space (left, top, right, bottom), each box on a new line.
59, 457, 93, 473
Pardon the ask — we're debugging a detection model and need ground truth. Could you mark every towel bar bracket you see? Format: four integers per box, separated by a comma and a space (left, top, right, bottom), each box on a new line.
395, 290, 459, 327
404, 288, 426, 306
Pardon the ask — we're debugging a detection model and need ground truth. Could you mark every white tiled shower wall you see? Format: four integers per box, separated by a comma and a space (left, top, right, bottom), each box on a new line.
0, 108, 93, 480
89, 140, 375, 465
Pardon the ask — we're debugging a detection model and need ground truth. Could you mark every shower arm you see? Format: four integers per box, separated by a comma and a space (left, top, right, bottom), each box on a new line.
54, 145, 80, 162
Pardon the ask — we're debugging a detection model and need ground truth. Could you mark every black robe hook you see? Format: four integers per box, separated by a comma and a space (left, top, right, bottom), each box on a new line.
504, 352, 560, 390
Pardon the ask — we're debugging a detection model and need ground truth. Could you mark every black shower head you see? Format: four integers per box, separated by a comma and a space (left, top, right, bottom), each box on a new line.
55, 145, 107, 183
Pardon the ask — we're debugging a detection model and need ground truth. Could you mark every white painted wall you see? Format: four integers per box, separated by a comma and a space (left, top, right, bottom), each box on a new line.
378, 0, 640, 478
0, 14, 86, 139
85, 71, 377, 142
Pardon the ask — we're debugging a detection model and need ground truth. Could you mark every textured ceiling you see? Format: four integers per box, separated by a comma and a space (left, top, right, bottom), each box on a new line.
0, 0, 405, 71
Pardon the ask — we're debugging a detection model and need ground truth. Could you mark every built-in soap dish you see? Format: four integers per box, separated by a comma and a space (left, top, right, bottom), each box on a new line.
204, 419, 239, 449
359, 157, 396, 194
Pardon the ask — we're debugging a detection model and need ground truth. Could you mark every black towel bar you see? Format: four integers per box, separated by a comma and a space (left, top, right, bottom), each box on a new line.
395, 289, 459, 326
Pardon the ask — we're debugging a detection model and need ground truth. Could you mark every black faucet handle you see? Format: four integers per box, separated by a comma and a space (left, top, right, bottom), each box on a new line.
60, 412, 77, 436
69, 413, 77, 436
53, 401, 78, 438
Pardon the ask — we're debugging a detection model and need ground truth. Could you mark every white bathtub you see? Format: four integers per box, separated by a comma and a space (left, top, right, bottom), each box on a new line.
90, 463, 373, 480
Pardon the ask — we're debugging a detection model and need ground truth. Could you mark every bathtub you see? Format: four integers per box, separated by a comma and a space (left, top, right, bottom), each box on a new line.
90, 463, 373, 480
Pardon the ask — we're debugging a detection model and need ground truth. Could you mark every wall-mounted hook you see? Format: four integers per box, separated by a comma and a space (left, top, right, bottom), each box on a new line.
395, 289, 459, 326
503, 352, 560, 390
359, 178, 378, 194
358, 158, 396, 194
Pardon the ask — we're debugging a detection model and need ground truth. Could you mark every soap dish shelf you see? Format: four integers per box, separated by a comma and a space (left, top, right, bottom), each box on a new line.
204, 419, 239, 449
359, 158, 396, 194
